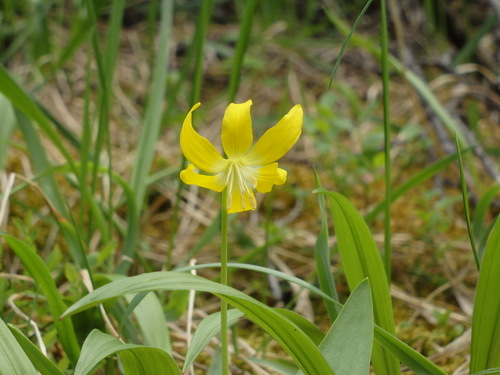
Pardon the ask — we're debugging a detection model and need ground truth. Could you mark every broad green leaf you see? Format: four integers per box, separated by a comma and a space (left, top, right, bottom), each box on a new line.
165, 290, 190, 321
63, 271, 335, 375
298, 279, 373, 375
74, 330, 180, 375
319, 190, 400, 375
184, 309, 244, 371
374, 325, 447, 375
176, 262, 342, 311
98, 274, 172, 353
8, 324, 64, 375
250, 358, 298, 374
0, 318, 37, 375
470, 216, 500, 372
274, 309, 325, 346
127, 292, 172, 352
208, 347, 223, 375
2, 235, 80, 365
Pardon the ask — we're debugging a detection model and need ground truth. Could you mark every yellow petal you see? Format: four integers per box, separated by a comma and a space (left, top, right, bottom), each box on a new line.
245, 105, 303, 166
180, 103, 226, 174
221, 100, 253, 158
254, 163, 287, 193
180, 164, 227, 192
227, 185, 256, 214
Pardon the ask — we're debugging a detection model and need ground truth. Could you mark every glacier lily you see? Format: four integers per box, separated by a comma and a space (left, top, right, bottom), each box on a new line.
180, 100, 303, 213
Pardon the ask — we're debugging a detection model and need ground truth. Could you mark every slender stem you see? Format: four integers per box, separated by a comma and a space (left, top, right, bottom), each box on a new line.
380, 0, 392, 283
220, 189, 229, 375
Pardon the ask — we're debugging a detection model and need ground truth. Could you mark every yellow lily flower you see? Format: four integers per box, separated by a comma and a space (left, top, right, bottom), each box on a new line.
180, 100, 303, 213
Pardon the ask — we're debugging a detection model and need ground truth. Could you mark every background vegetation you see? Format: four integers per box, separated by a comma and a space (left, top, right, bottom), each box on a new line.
0, 0, 499, 374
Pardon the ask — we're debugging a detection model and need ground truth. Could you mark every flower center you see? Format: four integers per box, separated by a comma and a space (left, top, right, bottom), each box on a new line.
225, 160, 257, 211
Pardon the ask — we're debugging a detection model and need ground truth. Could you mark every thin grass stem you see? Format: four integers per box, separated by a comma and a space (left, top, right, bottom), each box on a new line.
380, 0, 392, 283
455, 134, 480, 270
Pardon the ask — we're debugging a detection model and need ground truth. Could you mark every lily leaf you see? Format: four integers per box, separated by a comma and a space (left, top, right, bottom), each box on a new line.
63, 271, 335, 375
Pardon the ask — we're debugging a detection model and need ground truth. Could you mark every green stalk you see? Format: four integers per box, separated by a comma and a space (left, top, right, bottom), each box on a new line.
380, 0, 392, 282
220, 189, 229, 375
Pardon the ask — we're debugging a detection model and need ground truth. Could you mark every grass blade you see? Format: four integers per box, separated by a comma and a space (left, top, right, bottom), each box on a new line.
118, 0, 174, 273
0, 65, 75, 168
14, 110, 89, 268
2, 235, 81, 365
455, 134, 480, 269
227, 0, 258, 102
365, 152, 465, 224
328, 0, 373, 87
323, 7, 468, 147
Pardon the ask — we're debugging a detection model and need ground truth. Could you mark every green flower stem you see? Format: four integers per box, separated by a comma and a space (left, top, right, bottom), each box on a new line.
220, 188, 229, 375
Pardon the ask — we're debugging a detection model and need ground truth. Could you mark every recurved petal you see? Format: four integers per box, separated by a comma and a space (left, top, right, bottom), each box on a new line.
180, 103, 226, 174
221, 100, 253, 158
254, 163, 287, 193
180, 164, 226, 192
245, 104, 303, 166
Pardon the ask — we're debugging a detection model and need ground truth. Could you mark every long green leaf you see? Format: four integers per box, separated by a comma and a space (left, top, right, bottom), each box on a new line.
63, 271, 335, 375
374, 325, 447, 375
74, 330, 180, 375
2, 235, 81, 365
0, 318, 37, 375
175, 262, 343, 310
8, 324, 65, 375
298, 279, 373, 375
314, 170, 340, 321
126, 292, 172, 352
470, 215, 500, 372
319, 190, 400, 375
